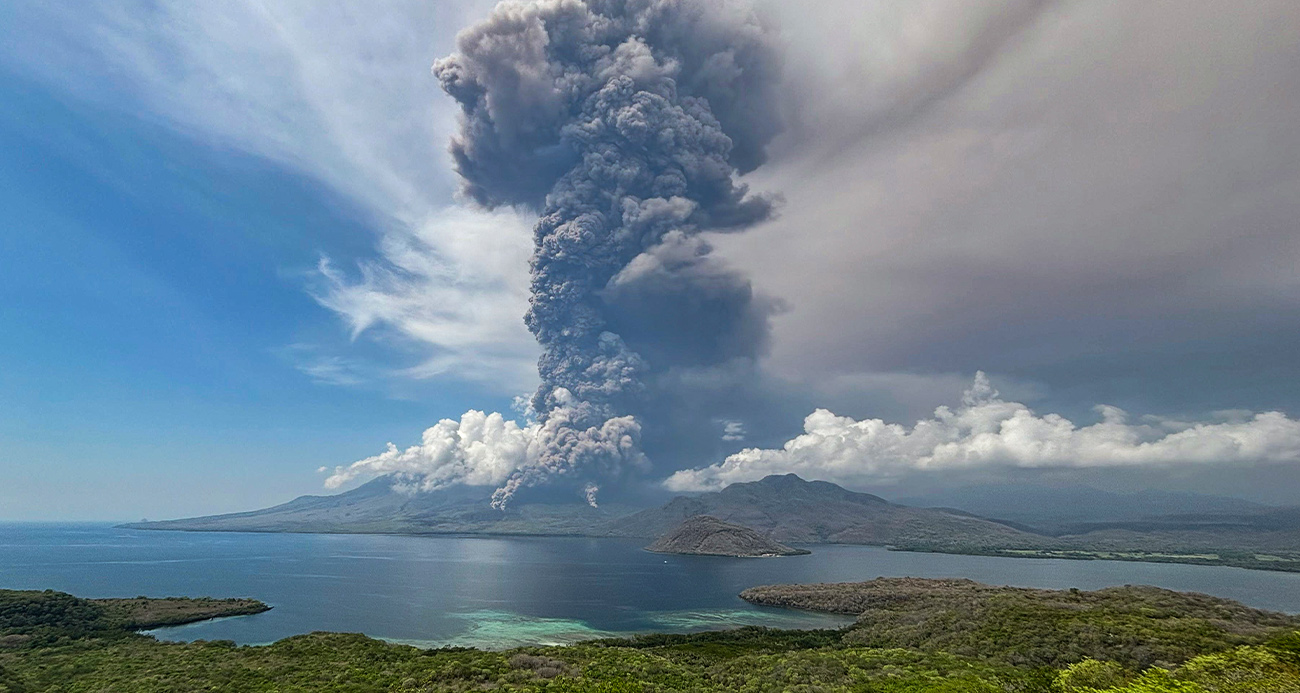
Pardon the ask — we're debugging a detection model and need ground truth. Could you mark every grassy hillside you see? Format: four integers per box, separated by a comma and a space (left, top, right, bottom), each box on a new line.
3, 584, 1299, 692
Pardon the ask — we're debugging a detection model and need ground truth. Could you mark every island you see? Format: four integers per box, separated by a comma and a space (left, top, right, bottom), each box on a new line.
646, 515, 810, 557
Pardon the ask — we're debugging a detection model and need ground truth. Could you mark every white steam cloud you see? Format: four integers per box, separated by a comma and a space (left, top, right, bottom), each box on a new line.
323, 391, 645, 506
665, 373, 1300, 492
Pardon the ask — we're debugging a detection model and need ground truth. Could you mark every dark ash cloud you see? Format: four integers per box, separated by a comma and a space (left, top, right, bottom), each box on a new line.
333, 0, 785, 505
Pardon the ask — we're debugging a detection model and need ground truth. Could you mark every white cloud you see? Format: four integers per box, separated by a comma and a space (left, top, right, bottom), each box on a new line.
324, 409, 535, 492
292, 354, 367, 388
313, 206, 538, 391
1, 0, 501, 214
665, 372, 1300, 492
324, 391, 646, 507
721, 420, 746, 441
2, 0, 536, 393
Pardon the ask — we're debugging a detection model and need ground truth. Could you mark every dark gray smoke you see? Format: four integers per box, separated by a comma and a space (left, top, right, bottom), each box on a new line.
433, 0, 783, 506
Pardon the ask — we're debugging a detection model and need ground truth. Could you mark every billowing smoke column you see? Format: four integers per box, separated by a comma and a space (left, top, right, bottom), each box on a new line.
328, 0, 783, 507
437, 0, 782, 507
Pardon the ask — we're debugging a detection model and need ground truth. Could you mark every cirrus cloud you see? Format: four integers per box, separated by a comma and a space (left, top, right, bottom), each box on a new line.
311, 206, 538, 391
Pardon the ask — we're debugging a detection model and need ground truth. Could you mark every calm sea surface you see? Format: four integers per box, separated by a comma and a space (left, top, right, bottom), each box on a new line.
4, 523, 1300, 649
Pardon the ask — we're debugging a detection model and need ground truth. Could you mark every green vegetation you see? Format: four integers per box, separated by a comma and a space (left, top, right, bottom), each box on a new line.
0, 590, 268, 650
3, 583, 1299, 692
92, 596, 269, 630
740, 578, 1298, 669
1055, 640, 1300, 692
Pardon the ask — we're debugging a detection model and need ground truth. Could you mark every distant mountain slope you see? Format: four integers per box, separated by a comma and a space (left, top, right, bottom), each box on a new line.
895, 484, 1269, 533
120, 473, 1300, 570
1057, 505, 1300, 552
605, 474, 1047, 550
126, 473, 1047, 550
122, 476, 635, 536
646, 515, 810, 557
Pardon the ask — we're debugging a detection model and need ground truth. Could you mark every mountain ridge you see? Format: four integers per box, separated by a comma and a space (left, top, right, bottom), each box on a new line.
120, 473, 1300, 571
122, 476, 634, 537
122, 473, 1046, 551
604, 474, 1047, 550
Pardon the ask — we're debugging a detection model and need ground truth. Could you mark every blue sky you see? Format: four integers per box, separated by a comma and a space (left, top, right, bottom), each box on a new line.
0, 73, 522, 519
3, 0, 1299, 519
0, 1, 524, 519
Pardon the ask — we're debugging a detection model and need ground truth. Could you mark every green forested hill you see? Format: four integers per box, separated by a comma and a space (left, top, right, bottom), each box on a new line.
740, 577, 1299, 668
0, 590, 268, 649
3, 583, 1299, 692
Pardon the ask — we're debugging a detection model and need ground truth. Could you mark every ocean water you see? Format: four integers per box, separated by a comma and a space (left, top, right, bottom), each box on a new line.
4, 523, 1300, 649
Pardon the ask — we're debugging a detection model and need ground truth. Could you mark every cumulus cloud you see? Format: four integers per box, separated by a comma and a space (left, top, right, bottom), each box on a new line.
325, 410, 533, 491
324, 393, 646, 501
665, 373, 1300, 492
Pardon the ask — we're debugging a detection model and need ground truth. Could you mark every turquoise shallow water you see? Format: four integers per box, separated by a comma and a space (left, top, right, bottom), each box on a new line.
4, 523, 1300, 649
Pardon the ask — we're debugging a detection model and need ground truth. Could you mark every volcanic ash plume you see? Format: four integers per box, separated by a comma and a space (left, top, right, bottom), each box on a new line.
329, 0, 783, 506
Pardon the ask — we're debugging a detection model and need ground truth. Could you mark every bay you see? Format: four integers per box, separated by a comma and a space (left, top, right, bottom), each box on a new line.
4, 522, 1300, 649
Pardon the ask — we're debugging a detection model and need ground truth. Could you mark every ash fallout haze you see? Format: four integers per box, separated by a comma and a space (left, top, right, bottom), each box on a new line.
1, 0, 1300, 519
